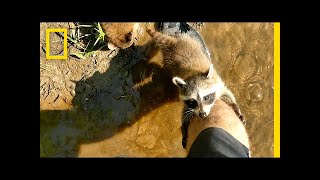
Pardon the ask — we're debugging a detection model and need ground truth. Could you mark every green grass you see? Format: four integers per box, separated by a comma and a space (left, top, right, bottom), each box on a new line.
67, 22, 107, 59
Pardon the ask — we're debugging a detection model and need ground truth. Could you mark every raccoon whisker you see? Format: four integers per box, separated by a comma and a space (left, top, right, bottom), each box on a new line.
183, 115, 190, 123
184, 108, 194, 113
183, 112, 192, 118
183, 109, 195, 121
185, 112, 192, 119
183, 110, 193, 116
183, 110, 192, 117
183, 112, 194, 123
183, 111, 194, 120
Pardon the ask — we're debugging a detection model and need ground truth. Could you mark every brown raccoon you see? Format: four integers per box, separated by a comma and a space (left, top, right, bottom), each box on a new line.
146, 28, 211, 79
147, 28, 246, 151
100, 23, 139, 49
147, 28, 241, 119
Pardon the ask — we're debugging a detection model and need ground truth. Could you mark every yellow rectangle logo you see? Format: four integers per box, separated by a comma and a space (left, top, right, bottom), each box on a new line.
274, 22, 280, 158
46, 29, 68, 60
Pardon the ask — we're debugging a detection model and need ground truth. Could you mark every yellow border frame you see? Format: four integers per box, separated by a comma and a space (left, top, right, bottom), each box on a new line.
46, 29, 68, 60
274, 22, 280, 158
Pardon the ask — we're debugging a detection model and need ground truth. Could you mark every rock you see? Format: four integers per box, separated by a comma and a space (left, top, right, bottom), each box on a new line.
135, 135, 157, 149
246, 83, 263, 102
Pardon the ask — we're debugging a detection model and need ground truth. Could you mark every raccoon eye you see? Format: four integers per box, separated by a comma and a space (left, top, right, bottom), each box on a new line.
184, 99, 198, 109
203, 94, 210, 100
204, 93, 215, 102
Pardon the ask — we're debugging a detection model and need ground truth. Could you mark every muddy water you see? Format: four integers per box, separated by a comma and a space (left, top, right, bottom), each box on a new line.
40, 23, 274, 157
198, 23, 274, 156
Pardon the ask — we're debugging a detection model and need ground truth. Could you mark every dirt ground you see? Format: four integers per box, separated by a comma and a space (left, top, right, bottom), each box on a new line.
40, 22, 274, 157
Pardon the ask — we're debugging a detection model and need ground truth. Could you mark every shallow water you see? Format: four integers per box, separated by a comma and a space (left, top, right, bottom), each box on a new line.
198, 23, 274, 156
40, 22, 274, 157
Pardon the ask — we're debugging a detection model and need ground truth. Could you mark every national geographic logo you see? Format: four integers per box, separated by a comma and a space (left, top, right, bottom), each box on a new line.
46, 29, 68, 60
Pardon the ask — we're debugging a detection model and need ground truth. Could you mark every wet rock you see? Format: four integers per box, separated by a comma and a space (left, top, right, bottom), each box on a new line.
152, 140, 168, 157
135, 135, 157, 149
246, 83, 263, 102
137, 121, 159, 135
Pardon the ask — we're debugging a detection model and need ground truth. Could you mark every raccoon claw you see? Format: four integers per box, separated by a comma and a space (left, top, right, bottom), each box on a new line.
107, 48, 119, 59
239, 115, 246, 126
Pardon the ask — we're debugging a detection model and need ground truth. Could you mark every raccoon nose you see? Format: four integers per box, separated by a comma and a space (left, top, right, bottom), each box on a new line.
199, 112, 207, 118
125, 32, 132, 42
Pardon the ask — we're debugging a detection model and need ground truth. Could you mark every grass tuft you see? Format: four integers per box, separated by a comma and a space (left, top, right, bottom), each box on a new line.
68, 22, 106, 59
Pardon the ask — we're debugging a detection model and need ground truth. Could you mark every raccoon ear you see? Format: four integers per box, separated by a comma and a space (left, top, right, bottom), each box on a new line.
172, 77, 187, 89
206, 64, 214, 79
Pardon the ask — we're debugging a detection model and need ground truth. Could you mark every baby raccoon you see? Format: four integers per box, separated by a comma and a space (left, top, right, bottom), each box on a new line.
100, 22, 140, 50
148, 25, 245, 149
147, 28, 243, 121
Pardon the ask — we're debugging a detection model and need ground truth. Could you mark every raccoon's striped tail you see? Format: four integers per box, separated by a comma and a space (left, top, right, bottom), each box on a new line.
146, 28, 178, 48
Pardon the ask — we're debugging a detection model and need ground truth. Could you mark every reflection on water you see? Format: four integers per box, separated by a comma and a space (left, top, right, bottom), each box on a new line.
40, 23, 274, 157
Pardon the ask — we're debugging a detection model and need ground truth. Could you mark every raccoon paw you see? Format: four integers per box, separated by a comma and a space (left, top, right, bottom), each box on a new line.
107, 48, 119, 59
231, 104, 246, 125
181, 119, 190, 149
239, 115, 246, 126
182, 137, 187, 149
219, 93, 245, 125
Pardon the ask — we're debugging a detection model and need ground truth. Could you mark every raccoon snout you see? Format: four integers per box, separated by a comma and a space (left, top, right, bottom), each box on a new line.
199, 112, 207, 118
125, 32, 133, 42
